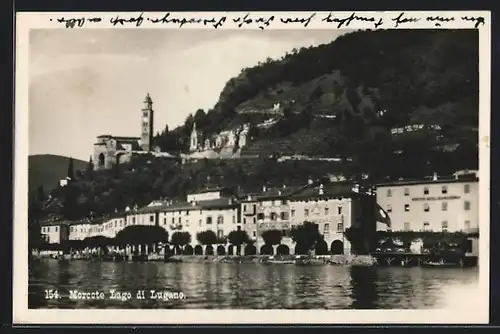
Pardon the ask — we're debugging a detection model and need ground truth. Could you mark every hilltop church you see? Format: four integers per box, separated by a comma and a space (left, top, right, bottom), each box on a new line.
92, 93, 155, 170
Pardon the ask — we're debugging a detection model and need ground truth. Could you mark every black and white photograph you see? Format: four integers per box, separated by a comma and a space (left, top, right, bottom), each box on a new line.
15, 11, 490, 324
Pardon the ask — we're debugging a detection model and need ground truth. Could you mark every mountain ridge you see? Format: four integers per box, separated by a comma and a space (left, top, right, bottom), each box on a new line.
29, 154, 87, 195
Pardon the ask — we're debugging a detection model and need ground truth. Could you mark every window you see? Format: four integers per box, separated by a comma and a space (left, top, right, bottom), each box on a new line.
233, 216, 236, 224
178, 217, 181, 224
70, 227, 74, 232
305, 209, 309, 217
424, 203, 430, 212
164, 218, 167, 225
404, 222, 410, 231
337, 206, 342, 215
253, 217, 256, 224
423, 221, 430, 230
464, 201, 471, 211
217, 230, 224, 239
270, 212, 277, 221
442, 220, 448, 231
253, 204, 256, 212
243, 205, 247, 211
282, 200, 288, 205
55, 226, 58, 232
199, 219, 202, 226
217, 216, 224, 225
442, 202, 448, 211
150, 215, 154, 222
325, 207, 329, 215
243, 218, 247, 224
404, 188, 410, 196
464, 220, 471, 231
324, 223, 330, 232
185, 220, 189, 227
280, 212, 286, 220
337, 223, 344, 232
132, 217, 136, 224
143, 111, 148, 117
464, 184, 470, 193
257, 213, 264, 220
171, 217, 175, 225
186, 211, 189, 216
387, 189, 392, 197
424, 187, 429, 195
253, 231, 256, 237
291, 209, 295, 217
206, 216, 213, 224
114, 221, 117, 227
387, 204, 392, 213
404, 204, 410, 212
441, 186, 448, 194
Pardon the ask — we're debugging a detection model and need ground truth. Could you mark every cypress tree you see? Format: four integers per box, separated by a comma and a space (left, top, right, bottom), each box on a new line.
67, 157, 74, 179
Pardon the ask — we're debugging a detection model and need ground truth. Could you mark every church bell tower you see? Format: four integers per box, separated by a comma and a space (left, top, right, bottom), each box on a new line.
141, 93, 154, 152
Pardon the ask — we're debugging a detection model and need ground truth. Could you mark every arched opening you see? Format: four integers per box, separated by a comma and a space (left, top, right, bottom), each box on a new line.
227, 245, 234, 255
244, 244, 257, 256
315, 240, 329, 255
330, 240, 344, 255
174, 245, 182, 255
183, 245, 194, 255
164, 245, 173, 257
295, 244, 308, 255
217, 245, 226, 255
194, 245, 203, 255
260, 244, 274, 255
205, 245, 214, 256
276, 244, 290, 255
116, 152, 126, 167
98, 153, 105, 167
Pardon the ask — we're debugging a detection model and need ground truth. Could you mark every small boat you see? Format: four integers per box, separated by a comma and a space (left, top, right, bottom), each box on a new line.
267, 260, 295, 264
421, 260, 459, 268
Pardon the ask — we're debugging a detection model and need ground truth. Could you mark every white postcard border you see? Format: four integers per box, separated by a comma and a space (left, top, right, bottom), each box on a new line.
14, 10, 492, 324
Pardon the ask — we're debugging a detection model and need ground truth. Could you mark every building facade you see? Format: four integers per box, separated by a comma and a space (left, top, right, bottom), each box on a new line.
39, 181, 382, 256
288, 182, 358, 255
375, 173, 479, 233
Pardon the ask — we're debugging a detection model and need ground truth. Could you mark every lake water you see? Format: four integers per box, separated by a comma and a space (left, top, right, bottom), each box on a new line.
28, 259, 479, 309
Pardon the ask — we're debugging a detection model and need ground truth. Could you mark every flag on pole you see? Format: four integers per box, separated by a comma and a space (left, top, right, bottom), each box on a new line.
375, 203, 391, 227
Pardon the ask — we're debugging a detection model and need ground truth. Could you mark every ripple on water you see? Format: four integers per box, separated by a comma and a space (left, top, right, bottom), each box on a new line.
28, 260, 479, 309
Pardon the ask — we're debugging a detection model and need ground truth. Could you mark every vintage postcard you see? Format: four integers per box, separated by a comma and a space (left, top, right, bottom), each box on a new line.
14, 10, 491, 324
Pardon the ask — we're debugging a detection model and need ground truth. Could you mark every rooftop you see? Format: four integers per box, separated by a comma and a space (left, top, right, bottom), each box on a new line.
133, 197, 238, 214
376, 173, 479, 187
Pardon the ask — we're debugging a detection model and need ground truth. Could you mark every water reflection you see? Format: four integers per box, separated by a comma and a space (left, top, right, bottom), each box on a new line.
28, 260, 479, 309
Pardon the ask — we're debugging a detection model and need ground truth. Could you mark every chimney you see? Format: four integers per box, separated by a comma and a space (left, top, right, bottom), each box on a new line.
432, 172, 438, 181
228, 198, 233, 205
262, 185, 267, 192
308, 178, 314, 185
191, 201, 197, 207
282, 184, 286, 189
318, 184, 324, 195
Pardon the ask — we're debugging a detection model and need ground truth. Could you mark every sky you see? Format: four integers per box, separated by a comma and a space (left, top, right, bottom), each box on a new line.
29, 29, 347, 161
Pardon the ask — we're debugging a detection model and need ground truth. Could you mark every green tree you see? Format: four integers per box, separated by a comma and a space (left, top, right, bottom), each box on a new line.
170, 231, 192, 255
28, 186, 47, 253
114, 225, 169, 254
67, 157, 74, 179
261, 229, 283, 247
290, 221, 322, 255
227, 226, 250, 256
196, 230, 218, 247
